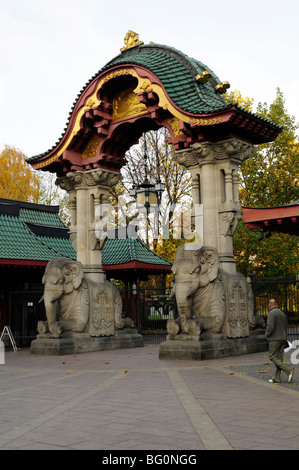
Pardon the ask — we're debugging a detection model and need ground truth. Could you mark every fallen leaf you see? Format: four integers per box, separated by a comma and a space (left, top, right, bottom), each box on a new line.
259, 371, 267, 373
103, 362, 109, 364
229, 372, 234, 375
68, 369, 76, 372
123, 370, 130, 374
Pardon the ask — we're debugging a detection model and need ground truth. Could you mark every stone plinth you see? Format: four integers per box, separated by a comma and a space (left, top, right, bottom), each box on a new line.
159, 329, 268, 361
30, 329, 143, 356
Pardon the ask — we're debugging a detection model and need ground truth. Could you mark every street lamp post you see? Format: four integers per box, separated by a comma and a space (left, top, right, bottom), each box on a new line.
129, 134, 165, 245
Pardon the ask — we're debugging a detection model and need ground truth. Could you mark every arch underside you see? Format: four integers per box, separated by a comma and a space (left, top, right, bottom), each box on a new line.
30, 63, 281, 177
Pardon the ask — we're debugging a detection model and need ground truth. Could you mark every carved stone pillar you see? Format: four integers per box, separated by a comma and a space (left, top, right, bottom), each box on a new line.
56, 168, 122, 283
174, 138, 255, 273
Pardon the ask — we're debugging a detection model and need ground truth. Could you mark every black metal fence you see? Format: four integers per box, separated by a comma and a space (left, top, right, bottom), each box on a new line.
250, 274, 299, 342
134, 275, 299, 344
134, 286, 177, 344
5, 276, 298, 348
5, 291, 45, 348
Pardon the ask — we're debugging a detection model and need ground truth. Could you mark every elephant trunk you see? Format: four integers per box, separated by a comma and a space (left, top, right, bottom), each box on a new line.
174, 285, 193, 321
43, 289, 62, 337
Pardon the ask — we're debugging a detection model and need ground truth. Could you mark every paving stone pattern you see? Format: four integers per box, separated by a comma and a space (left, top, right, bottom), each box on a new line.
0, 345, 298, 450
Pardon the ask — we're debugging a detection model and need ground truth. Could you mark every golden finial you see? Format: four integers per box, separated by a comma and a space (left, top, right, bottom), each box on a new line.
196, 70, 211, 84
215, 81, 230, 94
120, 30, 144, 52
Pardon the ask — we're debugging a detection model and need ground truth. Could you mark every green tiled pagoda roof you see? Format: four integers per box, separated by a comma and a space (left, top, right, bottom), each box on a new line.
26, 42, 282, 164
102, 237, 172, 267
101, 44, 230, 115
19, 207, 66, 227
0, 199, 76, 262
0, 199, 171, 270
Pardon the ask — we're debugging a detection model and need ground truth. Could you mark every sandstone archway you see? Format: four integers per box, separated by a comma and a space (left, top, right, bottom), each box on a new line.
27, 31, 282, 278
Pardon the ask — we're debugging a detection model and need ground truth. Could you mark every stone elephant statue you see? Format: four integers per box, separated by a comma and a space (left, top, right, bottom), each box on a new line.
38, 258, 134, 338
169, 245, 257, 339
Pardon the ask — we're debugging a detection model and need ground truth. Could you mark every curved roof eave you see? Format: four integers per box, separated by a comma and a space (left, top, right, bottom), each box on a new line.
26, 43, 282, 165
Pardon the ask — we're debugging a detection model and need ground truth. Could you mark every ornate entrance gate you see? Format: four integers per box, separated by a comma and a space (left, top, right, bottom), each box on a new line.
27, 31, 281, 278
26, 32, 281, 350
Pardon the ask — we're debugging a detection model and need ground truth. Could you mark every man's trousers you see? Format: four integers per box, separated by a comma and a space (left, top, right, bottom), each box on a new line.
269, 340, 293, 383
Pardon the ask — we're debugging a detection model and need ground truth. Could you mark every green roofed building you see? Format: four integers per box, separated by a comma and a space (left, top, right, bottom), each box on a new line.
0, 198, 171, 345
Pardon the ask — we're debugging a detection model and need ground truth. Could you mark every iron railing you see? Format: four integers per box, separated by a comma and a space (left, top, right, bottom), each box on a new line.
249, 274, 299, 342
129, 286, 177, 344
5, 276, 298, 348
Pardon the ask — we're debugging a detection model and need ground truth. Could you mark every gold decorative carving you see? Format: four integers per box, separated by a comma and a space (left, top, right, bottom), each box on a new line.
189, 117, 221, 126
120, 30, 144, 51
195, 70, 211, 84
165, 117, 184, 136
82, 137, 103, 160
112, 87, 147, 121
215, 81, 230, 94
86, 98, 96, 108
38, 67, 228, 169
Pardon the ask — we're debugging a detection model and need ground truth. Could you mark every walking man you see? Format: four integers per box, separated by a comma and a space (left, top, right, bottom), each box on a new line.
266, 299, 294, 384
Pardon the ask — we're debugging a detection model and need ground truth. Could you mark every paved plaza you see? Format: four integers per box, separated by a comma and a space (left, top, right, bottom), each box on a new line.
0, 343, 298, 451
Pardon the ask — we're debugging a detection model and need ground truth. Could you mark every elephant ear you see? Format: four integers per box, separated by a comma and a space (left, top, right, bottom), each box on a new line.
205, 247, 220, 282
70, 261, 84, 289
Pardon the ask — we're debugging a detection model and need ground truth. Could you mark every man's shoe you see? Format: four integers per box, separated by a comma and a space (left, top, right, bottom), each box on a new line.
269, 379, 280, 383
288, 370, 294, 383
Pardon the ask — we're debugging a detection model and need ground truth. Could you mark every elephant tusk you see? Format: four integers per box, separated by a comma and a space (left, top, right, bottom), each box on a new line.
38, 295, 44, 304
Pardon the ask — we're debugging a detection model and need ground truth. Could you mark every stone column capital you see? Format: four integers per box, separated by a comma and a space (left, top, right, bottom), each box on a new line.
174, 138, 255, 168
56, 168, 122, 191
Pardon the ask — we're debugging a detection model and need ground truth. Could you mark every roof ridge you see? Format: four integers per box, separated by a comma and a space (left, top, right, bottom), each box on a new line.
0, 197, 60, 213
21, 219, 73, 260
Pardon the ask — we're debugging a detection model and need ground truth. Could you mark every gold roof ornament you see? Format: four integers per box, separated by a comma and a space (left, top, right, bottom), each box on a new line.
120, 30, 144, 51
196, 70, 211, 84
215, 81, 230, 94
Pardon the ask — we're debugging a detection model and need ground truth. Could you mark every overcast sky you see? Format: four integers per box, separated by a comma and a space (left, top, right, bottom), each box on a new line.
0, 0, 298, 159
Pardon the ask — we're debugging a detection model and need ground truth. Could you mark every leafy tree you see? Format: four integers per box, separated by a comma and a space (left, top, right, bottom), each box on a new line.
38, 172, 71, 226
0, 145, 40, 202
225, 89, 299, 277
109, 128, 193, 253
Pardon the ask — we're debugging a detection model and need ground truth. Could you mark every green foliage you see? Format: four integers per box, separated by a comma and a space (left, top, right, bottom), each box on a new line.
229, 88, 299, 277
0, 145, 40, 203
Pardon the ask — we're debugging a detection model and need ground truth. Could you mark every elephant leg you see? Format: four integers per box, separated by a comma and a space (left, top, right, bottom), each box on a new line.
59, 317, 87, 333
37, 321, 49, 335
197, 316, 222, 333
49, 321, 63, 338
